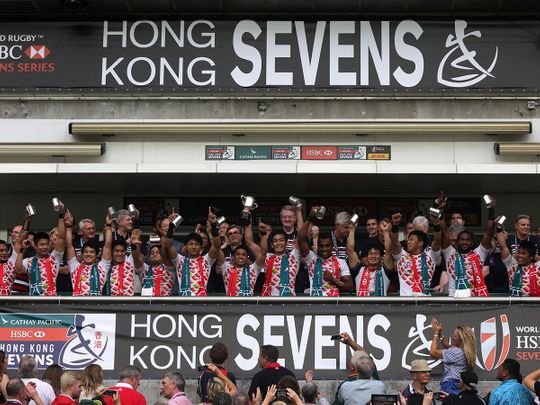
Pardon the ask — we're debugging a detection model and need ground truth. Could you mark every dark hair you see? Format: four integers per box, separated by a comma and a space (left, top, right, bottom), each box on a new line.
111, 240, 127, 250
361, 242, 384, 258
185, 233, 203, 246
502, 358, 522, 382
33, 231, 50, 245
518, 241, 537, 260
82, 241, 99, 255
278, 375, 300, 396
213, 392, 232, 405
460, 371, 478, 392
209, 343, 228, 365
6, 377, 25, 397
0, 240, 8, 249
409, 230, 429, 251
301, 382, 318, 403
318, 232, 332, 242
457, 230, 474, 240
260, 345, 279, 362
233, 245, 249, 255
271, 230, 288, 242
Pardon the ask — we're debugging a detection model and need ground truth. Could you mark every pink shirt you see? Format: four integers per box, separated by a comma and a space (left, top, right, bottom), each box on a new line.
168, 392, 193, 405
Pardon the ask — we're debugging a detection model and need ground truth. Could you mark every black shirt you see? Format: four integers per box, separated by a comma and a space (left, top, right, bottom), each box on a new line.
248, 366, 296, 398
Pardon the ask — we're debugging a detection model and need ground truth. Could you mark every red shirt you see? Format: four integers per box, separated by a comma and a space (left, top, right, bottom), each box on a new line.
51, 395, 77, 405
104, 383, 146, 405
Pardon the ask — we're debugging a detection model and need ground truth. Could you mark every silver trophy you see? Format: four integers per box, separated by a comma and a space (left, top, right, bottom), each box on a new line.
314, 206, 326, 220
483, 195, 495, 209
288, 196, 303, 208
350, 213, 359, 226
240, 195, 258, 225
149, 234, 161, 244
26, 204, 36, 217
128, 204, 137, 216
429, 207, 442, 219
172, 215, 184, 227
496, 215, 506, 231
216, 216, 226, 225
51, 197, 63, 212
107, 206, 116, 217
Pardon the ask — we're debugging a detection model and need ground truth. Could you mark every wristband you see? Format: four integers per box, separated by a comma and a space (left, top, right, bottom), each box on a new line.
58, 213, 64, 218
391, 224, 399, 233
133, 218, 141, 230
105, 224, 112, 228
211, 225, 220, 237
433, 224, 441, 232
488, 207, 495, 220
65, 225, 73, 228
496, 226, 503, 233
167, 223, 175, 238
19, 248, 24, 253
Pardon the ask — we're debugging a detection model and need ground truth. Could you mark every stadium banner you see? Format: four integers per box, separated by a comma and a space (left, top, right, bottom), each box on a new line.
0, 299, 538, 380
0, 20, 539, 93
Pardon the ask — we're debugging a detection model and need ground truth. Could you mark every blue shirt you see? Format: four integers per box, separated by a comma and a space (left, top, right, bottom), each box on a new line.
489, 379, 534, 405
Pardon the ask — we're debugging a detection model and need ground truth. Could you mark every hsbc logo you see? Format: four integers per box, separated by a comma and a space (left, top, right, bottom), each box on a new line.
24, 45, 50, 60
476, 314, 510, 371
33, 330, 46, 338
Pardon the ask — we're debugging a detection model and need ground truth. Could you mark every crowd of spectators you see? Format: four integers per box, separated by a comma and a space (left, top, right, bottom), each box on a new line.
0, 336, 539, 405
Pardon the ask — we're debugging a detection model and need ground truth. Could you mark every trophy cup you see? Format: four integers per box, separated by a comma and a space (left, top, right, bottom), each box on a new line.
429, 207, 442, 219
26, 204, 36, 217
239, 195, 258, 225
483, 195, 495, 208
350, 213, 359, 226
496, 215, 506, 232
313, 206, 326, 220
128, 204, 137, 216
107, 206, 116, 217
288, 196, 303, 208
172, 214, 184, 227
51, 197, 63, 212
216, 216, 226, 225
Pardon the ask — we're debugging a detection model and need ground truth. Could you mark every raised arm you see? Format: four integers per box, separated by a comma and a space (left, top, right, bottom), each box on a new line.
162, 215, 179, 261
208, 207, 223, 261
389, 213, 403, 255
380, 221, 395, 270
523, 367, 540, 393
429, 318, 443, 358
55, 202, 66, 254
243, 214, 261, 258
346, 226, 360, 269
255, 222, 268, 268
295, 203, 304, 231
131, 231, 145, 269
14, 209, 31, 274
339, 331, 366, 352
297, 208, 315, 258
63, 209, 76, 261
430, 215, 442, 252
101, 214, 113, 261
496, 226, 510, 261
481, 201, 496, 250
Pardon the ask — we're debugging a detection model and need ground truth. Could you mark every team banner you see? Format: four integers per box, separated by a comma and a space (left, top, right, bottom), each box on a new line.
0, 20, 539, 93
0, 300, 538, 381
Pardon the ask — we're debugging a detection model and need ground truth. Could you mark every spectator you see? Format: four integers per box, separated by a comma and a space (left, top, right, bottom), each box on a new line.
0, 349, 8, 402
248, 345, 295, 398
51, 371, 82, 405
429, 319, 476, 395
42, 365, 63, 397
231, 392, 249, 405
105, 365, 146, 405
523, 367, 540, 404
507, 215, 538, 258
198, 343, 236, 403
335, 351, 386, 405
400, 359, 434, 403
160, 372, 192, 405
5, 378, 44, 405
279, 205, 304, 253
74, 218, 99, 258
0, 238, 20, 297
303, 370, 330, 405
488, 359, 533, 405
331, 212, 351, 260
80, 364, 105, 400
442, 371, 485, 405
213, 392, 232, 405
18, 356, 55, 405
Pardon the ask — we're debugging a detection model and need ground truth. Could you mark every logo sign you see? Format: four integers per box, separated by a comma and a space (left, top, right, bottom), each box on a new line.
476, 314, 510, 371
337, 146, 367, 160
24, 45, 50, 60
235, 146, 272, 160
272, 146, 300, 160
367, 146, 391, 160
0, 313, 116, 370
205, 146, 235, 160
301, 146, 337, 160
